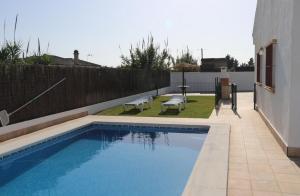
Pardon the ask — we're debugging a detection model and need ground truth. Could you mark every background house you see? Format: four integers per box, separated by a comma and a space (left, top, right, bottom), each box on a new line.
50, 50, 102, 67
253, 0, 300, 156
200, 58, 228, 72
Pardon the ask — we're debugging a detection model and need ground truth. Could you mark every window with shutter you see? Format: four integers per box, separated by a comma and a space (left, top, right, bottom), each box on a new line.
265, 44, 273, 88
256, 53, 261, 83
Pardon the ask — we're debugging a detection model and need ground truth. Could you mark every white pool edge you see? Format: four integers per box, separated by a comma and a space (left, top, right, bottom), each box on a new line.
182, 124, 230, 196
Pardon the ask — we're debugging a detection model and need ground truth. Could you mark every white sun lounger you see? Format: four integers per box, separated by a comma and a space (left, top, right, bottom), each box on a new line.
161, 95, 186, 112
123, 96, 153, 112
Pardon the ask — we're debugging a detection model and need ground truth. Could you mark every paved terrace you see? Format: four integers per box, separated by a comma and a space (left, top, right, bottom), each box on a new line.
0, 93, 300, 195
212, 93, 300, 196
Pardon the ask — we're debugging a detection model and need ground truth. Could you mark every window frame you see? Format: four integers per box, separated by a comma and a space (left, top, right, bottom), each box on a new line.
256, 53, 261, 83
265, 43, 274, 89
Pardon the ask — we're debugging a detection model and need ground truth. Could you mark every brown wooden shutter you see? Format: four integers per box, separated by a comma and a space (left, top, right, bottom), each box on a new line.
256, 53, 261, 83
266, 44, 273, 87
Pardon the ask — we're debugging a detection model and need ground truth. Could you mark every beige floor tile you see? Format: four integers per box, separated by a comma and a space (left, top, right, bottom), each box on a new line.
230, 142, 245, 148
228, 178, 252, 190
270, 160, 294, 167
228, 188, 252, 196
244, 141, 261, 146
251, 180, 281, 192
262, 145, 282, 151
248, 163, 273, 173
272, 165, 298, 175
230, 145, 246, 150
247, 149, 266, 156
244, 138, 260, 142
253, 191, 282, 196
269, 160, 297, 174
250, 171, 276, 181
248, 158, 270, 165
230, 151, 247, 157
229, 163, 248, 170
230, 156, 247, 164
247, 151, 268, 159
279, 182, 300, 194
230, 146, 246, 151
245, 144, 263, 150
267, 153, 289, 160
291, 162, 300, 175
275, 174, 300, 183
229, 169, 251, 180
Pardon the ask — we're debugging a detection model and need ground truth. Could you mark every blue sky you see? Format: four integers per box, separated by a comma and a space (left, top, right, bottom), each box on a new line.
1, 0, 257, 67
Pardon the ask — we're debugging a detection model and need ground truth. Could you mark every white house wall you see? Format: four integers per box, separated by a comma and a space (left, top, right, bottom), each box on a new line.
170, 72, 254, 93
288, 0, 300, 148
253, 0, 294, 145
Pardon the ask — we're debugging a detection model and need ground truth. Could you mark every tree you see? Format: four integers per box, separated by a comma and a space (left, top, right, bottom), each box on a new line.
175, 47, 198, 65
225, 55, 254, 71
233, 59, 239, 70
120, 35, 173, 70
225, 54, 240, 71
226, 54, 235, 71
248, 58, 254, 67
240, 58, 254, 67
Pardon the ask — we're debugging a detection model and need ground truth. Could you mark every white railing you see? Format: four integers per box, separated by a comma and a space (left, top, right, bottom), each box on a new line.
172, 82, 214, 93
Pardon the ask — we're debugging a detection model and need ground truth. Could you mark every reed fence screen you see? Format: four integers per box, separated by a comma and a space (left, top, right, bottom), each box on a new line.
0, 64, 170, 124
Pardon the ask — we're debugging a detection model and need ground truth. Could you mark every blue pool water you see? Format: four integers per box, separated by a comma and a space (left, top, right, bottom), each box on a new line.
0, 124, 208, 196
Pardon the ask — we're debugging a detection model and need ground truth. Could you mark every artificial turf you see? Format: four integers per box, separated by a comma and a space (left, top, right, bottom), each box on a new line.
97, 96, 215, 119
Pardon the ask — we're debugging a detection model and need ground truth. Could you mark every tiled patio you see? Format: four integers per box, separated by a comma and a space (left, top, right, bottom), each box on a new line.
210, 93, 300, 196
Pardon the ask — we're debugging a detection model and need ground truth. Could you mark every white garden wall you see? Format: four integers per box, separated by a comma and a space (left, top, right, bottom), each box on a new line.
170, 72, 254, 93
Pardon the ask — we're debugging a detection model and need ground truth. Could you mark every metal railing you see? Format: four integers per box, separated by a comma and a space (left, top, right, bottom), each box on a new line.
171, 82, 215, 93
254, 83, 257, 110
231, 83, 237, 111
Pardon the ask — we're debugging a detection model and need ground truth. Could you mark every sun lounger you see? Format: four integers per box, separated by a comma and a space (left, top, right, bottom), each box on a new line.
161, 95, 186, 112
123, 96, 153, 112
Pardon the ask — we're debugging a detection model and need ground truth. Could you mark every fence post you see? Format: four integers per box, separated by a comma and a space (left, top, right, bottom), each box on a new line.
254, 83, 257, 110
235, 84, 237, 111
231, 83, 237, 112
231, 84, 234, 110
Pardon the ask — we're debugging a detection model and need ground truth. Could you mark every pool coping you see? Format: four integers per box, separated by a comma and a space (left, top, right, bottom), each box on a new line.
0, 116, 230, 196
182, 123, 230, 196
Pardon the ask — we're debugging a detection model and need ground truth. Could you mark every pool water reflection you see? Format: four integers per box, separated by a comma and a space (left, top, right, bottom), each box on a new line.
0, 125, 208, 196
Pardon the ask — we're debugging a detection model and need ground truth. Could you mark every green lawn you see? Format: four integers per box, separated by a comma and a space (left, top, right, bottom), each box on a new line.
97, 96, 215, 119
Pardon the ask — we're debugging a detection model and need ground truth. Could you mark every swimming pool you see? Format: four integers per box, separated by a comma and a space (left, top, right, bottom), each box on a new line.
0, 124, 208, 196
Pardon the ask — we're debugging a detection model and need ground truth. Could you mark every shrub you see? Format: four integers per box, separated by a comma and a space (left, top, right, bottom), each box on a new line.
175, 47, 198, 65
25, 54, 52, 65
121, 35, 173, 70
0, 42, 22, 64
